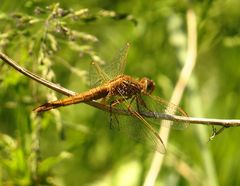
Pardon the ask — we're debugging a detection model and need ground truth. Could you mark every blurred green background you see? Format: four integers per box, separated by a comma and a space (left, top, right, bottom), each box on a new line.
0, 0, 240, 185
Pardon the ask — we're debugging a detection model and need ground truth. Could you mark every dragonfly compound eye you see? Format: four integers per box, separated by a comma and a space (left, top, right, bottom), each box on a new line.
146, 79, 155, 94
140, 77, 155, 95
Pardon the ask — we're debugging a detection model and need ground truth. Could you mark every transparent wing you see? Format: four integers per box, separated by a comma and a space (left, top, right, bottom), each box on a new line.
110, 108, 166, 153
104, 93, 188, 152
106, 42, 130, 78
108, 97, 166, 153
134, 94, 189, 129
89, 60, 110, 87
89, 43, 130, 88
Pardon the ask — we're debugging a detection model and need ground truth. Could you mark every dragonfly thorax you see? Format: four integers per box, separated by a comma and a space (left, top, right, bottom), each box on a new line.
139, 77, 155, 95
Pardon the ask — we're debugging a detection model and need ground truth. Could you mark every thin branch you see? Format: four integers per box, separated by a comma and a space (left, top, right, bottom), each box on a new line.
0, 51, 240, 127
0, 52, 76, 97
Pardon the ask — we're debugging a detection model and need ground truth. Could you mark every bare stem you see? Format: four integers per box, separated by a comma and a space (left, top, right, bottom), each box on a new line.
1, 50, 240, 127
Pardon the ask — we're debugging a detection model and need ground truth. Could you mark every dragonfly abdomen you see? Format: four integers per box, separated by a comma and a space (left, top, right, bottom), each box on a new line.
34, 86, 109, 112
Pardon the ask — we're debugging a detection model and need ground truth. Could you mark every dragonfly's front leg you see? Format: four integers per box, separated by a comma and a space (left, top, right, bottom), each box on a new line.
135, 95, 157, 118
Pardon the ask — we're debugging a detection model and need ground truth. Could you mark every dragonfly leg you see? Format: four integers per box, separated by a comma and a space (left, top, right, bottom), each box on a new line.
110, 96, 131, 107
109, 101, 120, 130
136, 95, 156, 116
108, 96, 133, 130
109, 103, 113, 129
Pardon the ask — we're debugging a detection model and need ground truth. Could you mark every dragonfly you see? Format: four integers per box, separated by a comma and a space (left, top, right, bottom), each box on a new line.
34, 43, 188, 153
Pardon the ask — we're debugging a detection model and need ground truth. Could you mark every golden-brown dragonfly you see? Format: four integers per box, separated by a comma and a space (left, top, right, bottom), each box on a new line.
34, 43, 188, 153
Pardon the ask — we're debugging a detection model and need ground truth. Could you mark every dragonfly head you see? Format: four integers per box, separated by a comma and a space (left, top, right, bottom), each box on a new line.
140, 77, 155, 95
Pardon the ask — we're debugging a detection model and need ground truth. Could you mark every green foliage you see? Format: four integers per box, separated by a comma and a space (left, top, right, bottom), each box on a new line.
0, 0, 240, 186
